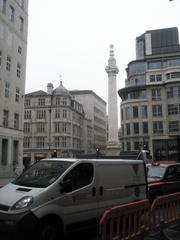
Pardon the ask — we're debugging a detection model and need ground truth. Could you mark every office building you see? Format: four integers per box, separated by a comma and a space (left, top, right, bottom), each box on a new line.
70, 90, 107, 153
118, 27, 180, 161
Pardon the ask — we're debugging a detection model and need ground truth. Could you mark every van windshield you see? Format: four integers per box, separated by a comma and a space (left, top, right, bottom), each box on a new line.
12, 160, 73, 188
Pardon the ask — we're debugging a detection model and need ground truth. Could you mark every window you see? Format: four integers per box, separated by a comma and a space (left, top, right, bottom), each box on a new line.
133, 106, 138, 118
153, 121, 163, 134
3, 110, 9, 127
121, 124, 124, 136
36, 110, 46, 119
23, 137, 30, 148
55, 109, 60, 118
37, 123, 45, 133
36, 137, 45, 148
148, 61, 162, 69
142, 105, 148, 118
2, 0, 6, 14
136, 40, 144, 59
169, 121, 179, 133
6, 56, 11, 72
56, 97, 61, 105
168, 104, 179, 115
17, 64, 21, 78
55, 136, 61, 148
24, 123, 30, 133
2, 139, 8, 165
5, 82, 10, 98
150, 75, 155, 82
15, 88, 20, 102
9, 5, 15, 22
152, 89, 161, 101
14, 113, 19, 129
167, 87, 173, 98
134, 142, 139, 150
150, 74, 162, 82
62, 163, 93, 192
166, 72, 180, 80
62, 136, 67, 147
166, 73, 170, 80
166, 59, 180, 67
24, 99, 31, 107
55, 122, 61, 133
143, 122, 148, 134
121, 109, 124, 121
62, 109, 67, 118
133, 122, 139, 134
127, 142, 131, 151
152, 105, 162, 117
126, 123, 130, 135
125, 107, 130, 120
63, 97, 67, 105
18, 45, 22, 54
38, 98, 45, 106
167, 86, 180, 98
24, 110, 31, 119
19, 16, 24, 32
156, 75, 162, 82
62, 123, 67, 133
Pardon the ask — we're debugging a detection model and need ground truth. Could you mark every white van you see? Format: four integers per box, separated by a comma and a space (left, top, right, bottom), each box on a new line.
0, 158, 147, 240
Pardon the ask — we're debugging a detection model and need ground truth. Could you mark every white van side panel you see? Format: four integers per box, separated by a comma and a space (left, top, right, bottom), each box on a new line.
96, 161, 147, 215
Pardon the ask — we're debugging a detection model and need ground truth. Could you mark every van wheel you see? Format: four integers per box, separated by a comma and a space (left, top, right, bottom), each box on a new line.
38, 218, 61, 240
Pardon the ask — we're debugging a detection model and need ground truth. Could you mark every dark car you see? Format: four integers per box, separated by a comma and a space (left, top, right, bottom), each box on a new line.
146, 161, 180, 202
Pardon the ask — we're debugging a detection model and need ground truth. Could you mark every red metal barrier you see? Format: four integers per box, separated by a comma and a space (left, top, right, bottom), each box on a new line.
151, 192, 180, 231
99, 199, 151, 240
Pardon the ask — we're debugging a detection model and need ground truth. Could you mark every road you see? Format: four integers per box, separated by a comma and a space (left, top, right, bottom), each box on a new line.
0, 228, 100, 240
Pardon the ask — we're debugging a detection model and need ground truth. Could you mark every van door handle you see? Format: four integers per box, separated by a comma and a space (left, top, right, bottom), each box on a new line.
99, 186, 103, 196
92, 187, 96, 196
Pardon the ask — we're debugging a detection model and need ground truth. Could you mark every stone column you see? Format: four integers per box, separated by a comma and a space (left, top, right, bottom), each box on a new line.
105, 44, 120, 155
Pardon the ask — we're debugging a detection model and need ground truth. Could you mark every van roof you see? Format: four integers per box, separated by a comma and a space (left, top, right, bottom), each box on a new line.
41, 158, 144, 165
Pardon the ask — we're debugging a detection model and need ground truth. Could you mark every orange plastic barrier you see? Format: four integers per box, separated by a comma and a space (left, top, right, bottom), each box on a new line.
151, 192, 180, 231
99, 199, 151, 240
100, 193, 180, 240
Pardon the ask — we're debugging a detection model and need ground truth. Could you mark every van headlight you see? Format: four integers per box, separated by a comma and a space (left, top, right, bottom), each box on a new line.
11, 196, 33, 210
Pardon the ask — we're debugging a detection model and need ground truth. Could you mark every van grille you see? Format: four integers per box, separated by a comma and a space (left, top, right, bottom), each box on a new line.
0, 204, 10, 211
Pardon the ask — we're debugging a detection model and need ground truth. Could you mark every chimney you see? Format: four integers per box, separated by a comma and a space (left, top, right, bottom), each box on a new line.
47, 83, 53, 95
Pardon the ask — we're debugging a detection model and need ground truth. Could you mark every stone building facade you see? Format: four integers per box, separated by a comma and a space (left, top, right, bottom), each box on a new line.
23, 82, 85, 165
70, 90, 107, 154
0, 0, 28, 177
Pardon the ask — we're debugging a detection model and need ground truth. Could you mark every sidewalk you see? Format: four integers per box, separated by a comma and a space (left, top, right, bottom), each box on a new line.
144, 224, 180, 240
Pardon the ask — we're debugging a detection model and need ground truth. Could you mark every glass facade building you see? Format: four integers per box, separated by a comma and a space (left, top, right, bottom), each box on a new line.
118, 27, 180, 161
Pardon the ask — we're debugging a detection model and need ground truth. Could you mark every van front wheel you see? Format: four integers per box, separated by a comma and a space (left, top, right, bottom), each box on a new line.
38, 218, 62, 240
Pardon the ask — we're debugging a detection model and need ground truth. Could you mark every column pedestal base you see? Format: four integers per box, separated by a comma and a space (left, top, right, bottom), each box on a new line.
106, 142, 120, 156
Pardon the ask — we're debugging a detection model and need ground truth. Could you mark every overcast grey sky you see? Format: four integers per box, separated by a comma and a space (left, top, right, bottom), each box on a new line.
26, 0, 180, 103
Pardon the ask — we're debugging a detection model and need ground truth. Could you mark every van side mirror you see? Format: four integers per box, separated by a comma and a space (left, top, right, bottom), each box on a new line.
60, 179, 73, 193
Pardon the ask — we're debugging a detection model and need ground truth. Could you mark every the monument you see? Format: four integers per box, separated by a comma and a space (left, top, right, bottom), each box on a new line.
105, 44, 120, 155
